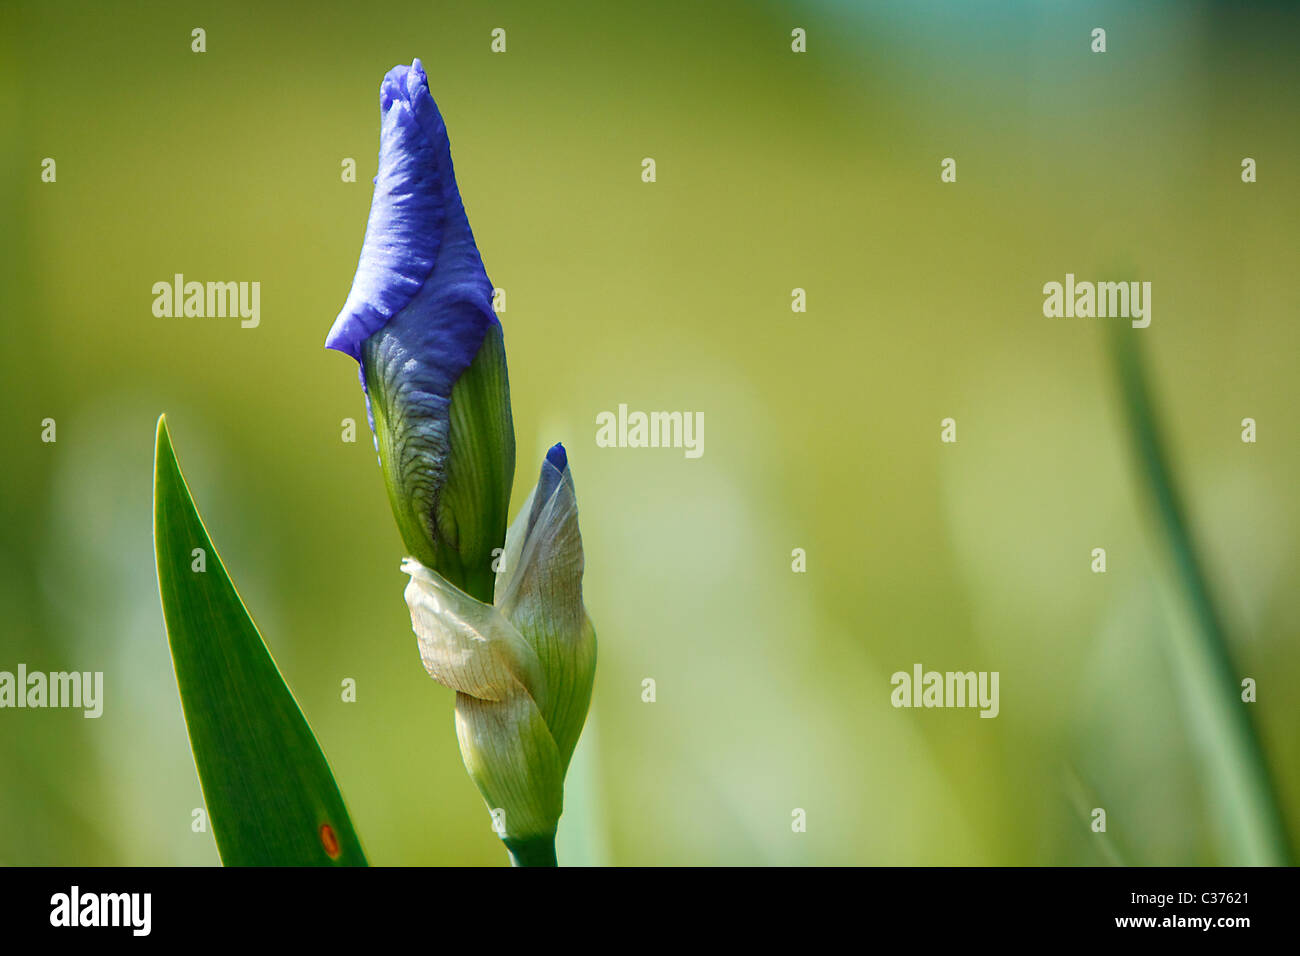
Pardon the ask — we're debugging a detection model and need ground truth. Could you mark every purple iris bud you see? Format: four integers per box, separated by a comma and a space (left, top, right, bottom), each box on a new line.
327, 59, 514, 602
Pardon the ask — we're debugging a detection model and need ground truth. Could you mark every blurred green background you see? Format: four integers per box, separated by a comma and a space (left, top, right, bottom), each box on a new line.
2, 0, 1297, 865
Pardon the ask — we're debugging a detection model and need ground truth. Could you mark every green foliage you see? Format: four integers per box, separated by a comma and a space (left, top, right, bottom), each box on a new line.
1112, 334, 1292, 866
153, 416, 367, 866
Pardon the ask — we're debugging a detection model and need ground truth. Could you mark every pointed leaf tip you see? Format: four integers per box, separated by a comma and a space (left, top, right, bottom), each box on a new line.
152, 421, 368, 866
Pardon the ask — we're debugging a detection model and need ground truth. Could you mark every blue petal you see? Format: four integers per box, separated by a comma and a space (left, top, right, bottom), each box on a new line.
535, 444, 569, 518
326, 58, 495, 368
523, 443, 572, 547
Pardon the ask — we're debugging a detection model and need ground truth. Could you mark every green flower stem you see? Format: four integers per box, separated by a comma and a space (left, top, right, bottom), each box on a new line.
504, 835, 558, 867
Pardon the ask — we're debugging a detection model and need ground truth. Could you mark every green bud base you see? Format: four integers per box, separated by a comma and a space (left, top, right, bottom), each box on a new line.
504, 835, 558, 868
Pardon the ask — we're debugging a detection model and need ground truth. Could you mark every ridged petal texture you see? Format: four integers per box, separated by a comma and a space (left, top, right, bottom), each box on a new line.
326, 59, 494, 362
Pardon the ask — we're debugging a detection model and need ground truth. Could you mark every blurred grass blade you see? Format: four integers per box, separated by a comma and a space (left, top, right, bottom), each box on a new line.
1063, 765, 1128, 867
1112, 334, 1291, 866
153, 416, 367, 866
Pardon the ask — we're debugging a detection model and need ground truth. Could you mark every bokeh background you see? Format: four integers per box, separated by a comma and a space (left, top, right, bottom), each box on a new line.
2, 0, 1297, 865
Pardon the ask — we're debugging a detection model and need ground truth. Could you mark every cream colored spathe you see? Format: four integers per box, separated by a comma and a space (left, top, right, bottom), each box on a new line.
402, 446, 596, 860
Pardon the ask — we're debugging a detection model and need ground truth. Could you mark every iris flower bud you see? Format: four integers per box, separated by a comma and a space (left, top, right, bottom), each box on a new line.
404, 445, 596, 865
327, 59, 512, 602
329, 61, 597, 865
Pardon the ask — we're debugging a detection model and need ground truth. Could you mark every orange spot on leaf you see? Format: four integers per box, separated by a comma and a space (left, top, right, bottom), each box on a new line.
320, 822, 342, 859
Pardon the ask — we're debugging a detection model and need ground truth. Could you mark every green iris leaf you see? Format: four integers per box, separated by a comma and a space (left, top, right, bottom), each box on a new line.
152, 416, 367, 866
